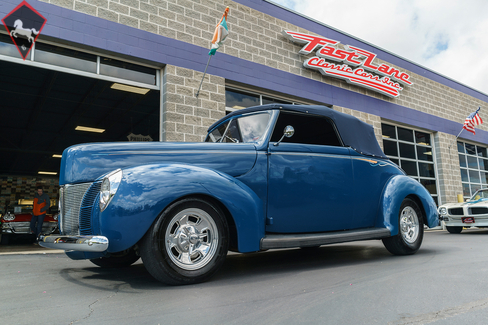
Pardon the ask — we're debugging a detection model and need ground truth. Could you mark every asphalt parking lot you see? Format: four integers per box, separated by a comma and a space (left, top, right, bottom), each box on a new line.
2, 228, 488, 325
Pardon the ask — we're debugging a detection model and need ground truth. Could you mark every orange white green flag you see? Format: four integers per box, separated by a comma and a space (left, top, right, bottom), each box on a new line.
209, 7, 229, 55
195, 7, 230, 98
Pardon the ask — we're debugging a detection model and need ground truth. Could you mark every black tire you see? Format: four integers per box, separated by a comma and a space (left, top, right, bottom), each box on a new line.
90, 248, 140, 268
382, 198, 424, 255
140, 198, 229, 285
446, 226, 463, 234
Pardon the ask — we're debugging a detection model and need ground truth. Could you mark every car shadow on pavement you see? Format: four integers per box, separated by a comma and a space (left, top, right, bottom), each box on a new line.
57, 241, 427, 289
218, 244, 408, 281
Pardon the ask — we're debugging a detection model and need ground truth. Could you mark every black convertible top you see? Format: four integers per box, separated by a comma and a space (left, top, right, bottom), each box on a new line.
208, 104, 387, 159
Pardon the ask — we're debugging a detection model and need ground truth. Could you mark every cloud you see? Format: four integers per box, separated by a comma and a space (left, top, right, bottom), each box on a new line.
271, 0, 488, 94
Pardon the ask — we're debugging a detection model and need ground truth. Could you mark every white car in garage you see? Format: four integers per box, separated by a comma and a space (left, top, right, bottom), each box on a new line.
438, 189, 488, 233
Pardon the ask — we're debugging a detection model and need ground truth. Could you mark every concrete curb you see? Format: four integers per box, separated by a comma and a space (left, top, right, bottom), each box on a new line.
0, 249, 65, 255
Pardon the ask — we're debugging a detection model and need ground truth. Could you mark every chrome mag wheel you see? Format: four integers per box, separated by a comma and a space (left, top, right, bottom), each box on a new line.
399, 205, 420, 244
165, 207, 219, 271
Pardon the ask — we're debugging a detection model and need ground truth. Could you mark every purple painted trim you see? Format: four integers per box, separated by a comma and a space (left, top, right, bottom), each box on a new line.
1, 0, 487, 144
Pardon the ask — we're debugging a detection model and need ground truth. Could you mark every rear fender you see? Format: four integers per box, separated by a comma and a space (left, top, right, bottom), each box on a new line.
99, 164, 264, 253
377, 175, 439, 235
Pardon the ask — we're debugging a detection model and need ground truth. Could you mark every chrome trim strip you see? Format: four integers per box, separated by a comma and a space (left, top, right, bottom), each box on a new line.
92, 150, 258, 156
38, 235, 109, 252
271, 151, 351, 159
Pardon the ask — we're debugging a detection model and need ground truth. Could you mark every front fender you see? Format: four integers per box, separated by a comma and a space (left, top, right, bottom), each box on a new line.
377, 175, 439, 236
99, 164, 264, 253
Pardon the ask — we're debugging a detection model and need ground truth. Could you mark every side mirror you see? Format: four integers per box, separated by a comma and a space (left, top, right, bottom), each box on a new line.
274, 125, 295, 146
283, 125, 295, 138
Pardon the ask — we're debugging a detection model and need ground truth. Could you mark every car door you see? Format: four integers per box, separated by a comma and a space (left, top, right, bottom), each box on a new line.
266, 111, 355, 233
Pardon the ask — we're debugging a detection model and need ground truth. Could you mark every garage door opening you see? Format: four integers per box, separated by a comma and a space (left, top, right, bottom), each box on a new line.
0, 56, 161, 223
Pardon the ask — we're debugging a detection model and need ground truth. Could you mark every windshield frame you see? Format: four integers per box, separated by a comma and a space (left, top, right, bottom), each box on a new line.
205, 110, 276, 148
470, 189, 488, 201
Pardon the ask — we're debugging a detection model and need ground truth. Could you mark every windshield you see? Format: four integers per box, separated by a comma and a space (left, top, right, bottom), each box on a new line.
12, 205, 33, 214
470, 189, 488, 201
205, 112, 270, 143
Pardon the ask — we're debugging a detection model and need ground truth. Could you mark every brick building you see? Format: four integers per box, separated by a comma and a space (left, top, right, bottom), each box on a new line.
1, 0, 488, 208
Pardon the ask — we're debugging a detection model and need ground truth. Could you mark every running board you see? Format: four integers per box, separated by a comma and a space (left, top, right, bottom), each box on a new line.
260, 228, 391, 250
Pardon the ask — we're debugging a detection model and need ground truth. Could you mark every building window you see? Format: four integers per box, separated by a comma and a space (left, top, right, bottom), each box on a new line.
35, 42, 97, 73
458, 141, 488, 198
100, 57, 156, 85
382, 123, 438, 205
225, 87, 304, 112
226, 89, 261, 110
0, 33, 31, 60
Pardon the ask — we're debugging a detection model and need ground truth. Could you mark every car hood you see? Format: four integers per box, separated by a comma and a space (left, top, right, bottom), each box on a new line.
59, 142, 257, 185
440, 198, 488, 209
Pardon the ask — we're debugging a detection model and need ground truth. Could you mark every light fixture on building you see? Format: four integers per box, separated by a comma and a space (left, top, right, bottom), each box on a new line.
75, 126, 105, 133
111, 83, 150, 95
52, 154, 62, 158
38, 171, 58, 175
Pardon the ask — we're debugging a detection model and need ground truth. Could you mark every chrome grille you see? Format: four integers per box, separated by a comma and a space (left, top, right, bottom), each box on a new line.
80, 181, 102, 235
60, 182, 94, 235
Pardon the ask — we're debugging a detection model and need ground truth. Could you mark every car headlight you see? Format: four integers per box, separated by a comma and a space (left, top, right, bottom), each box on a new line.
100, 169, 123, 211
438, 207, 447, 215
3, 213, 15, 221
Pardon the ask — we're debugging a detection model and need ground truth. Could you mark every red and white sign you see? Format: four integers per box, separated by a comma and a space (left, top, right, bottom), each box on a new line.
283, 31, 413, 98
462, 217, 475, 224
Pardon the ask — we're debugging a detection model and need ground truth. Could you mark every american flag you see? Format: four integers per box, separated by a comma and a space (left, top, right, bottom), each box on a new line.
463, 107, 483, 134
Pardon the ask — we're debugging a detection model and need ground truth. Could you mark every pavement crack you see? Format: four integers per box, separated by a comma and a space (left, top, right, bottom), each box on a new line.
389, 297, 488, 325
69, 288, 121, 324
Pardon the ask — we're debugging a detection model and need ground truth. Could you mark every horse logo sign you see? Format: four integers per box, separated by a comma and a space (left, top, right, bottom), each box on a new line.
10, 19, 40, 43
2, 1, 46, 60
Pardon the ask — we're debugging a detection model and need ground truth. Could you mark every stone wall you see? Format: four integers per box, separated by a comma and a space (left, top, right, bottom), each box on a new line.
163, 64, 225, 141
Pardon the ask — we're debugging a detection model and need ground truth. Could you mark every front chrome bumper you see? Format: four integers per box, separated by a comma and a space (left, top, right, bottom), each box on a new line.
38, 234, 109, 252
2, 222, 58, 235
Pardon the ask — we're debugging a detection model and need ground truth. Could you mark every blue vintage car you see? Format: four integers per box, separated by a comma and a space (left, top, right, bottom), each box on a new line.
40, 104, 439, 285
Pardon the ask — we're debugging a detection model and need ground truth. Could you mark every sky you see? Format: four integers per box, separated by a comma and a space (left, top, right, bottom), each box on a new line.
271, 0, 488, 95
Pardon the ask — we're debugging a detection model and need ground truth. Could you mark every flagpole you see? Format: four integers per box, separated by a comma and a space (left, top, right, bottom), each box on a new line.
448, 127, 464, 150
195, 55, 212, 98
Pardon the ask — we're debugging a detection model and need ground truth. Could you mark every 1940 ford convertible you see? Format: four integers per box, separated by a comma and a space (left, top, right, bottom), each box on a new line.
40, 104, 439, 285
